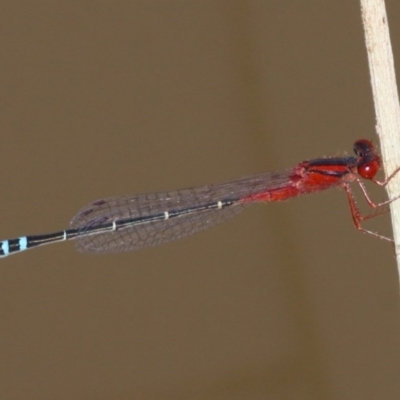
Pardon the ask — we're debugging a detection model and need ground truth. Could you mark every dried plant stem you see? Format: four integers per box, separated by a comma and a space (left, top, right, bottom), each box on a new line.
360, 0, 400, 273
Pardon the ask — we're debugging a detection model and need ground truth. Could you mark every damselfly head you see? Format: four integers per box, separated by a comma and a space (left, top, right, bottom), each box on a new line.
353, 139, 381, 180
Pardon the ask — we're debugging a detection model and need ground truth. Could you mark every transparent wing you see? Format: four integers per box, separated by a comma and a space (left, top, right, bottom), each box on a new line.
70, 170, 293, 254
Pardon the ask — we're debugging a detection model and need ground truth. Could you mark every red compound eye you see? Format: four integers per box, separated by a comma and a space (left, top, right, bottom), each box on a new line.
353, 139, 381, 180
357, 161, 380, 179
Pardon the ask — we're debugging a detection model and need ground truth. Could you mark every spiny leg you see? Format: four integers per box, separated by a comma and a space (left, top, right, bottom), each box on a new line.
343, 183, 393, 242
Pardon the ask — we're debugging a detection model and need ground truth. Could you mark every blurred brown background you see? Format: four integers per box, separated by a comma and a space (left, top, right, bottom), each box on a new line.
1, 1, 400, 399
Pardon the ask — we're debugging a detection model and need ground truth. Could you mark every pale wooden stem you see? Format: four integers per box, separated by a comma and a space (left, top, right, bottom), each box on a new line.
360, 0, 400, 274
